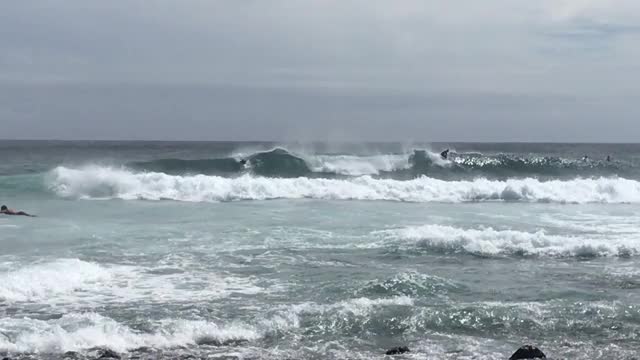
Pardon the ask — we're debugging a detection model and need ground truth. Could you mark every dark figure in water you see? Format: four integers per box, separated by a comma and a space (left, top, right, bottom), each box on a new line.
582, 155, 589, 162
606, 155, 612, 162
239, 159, 247, 165
440, 149, 450, 160
1, 205, 35, 217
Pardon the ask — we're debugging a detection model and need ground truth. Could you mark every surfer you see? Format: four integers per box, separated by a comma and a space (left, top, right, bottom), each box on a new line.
440, 149, 450, 160
1, 205, 35, 217
582, 155, 589, 162
606, 155, 612, 162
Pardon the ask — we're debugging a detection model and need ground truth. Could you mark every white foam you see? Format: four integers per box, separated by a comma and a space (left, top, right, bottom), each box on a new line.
0, 296, 409, 353
0, 259, 113, 303
374, 224, 640, 257
0, 258, 263, 305
49, 166, 640, 203
0, 296, 411, 353
0, 313, 261, 353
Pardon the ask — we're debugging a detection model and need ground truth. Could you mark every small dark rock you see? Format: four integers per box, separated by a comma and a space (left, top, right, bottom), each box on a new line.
509, 345, 546, 359
97, 349, 121, 359
385, 346, 410, 355
196, 336, 248, 347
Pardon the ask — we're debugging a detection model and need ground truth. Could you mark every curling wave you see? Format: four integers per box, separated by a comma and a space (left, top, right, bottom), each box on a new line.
48, 166, 640, 203
129, 148, 311, 177
129, 147, 412, 177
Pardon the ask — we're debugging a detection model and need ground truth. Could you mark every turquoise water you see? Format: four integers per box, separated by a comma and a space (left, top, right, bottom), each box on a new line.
1, 141, 640, 359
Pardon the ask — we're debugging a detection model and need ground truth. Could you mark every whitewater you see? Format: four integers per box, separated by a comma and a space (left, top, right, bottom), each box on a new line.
50, 165, 640, 203
2, 141, 640, 360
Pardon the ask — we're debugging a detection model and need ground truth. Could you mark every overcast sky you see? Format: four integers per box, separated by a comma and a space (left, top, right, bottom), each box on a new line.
1, 0, 639, 141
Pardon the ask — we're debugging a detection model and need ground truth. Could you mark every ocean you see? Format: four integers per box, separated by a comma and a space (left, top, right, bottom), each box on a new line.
1, 141, 639, 360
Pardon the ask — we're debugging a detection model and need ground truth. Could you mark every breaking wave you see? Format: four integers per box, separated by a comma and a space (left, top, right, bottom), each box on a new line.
49, 166, 640, 203
129, 147, 412, 177
0, 313, 264, 353
0, 258, 263, 305
126, 148, 634, 179
0, 259, 112, 303
373, 224, 640, 257
305, 153, 410, 176
0, 296, 412, 354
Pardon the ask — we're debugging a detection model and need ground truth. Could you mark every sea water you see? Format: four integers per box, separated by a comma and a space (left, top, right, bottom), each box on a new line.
1, 141, 639, 359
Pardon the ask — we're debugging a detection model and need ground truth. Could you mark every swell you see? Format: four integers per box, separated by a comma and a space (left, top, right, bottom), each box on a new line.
0, 173, 49, 197
48, 166, 640, 203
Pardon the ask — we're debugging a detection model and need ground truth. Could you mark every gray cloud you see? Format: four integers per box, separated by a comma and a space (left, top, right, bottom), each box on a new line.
1, 1, 639, 141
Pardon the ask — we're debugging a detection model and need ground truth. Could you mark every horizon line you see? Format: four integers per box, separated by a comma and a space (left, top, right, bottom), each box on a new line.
1, 139, 639, 145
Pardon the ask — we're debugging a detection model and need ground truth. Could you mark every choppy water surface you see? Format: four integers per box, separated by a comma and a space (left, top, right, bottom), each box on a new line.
1, 141, 640, 359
